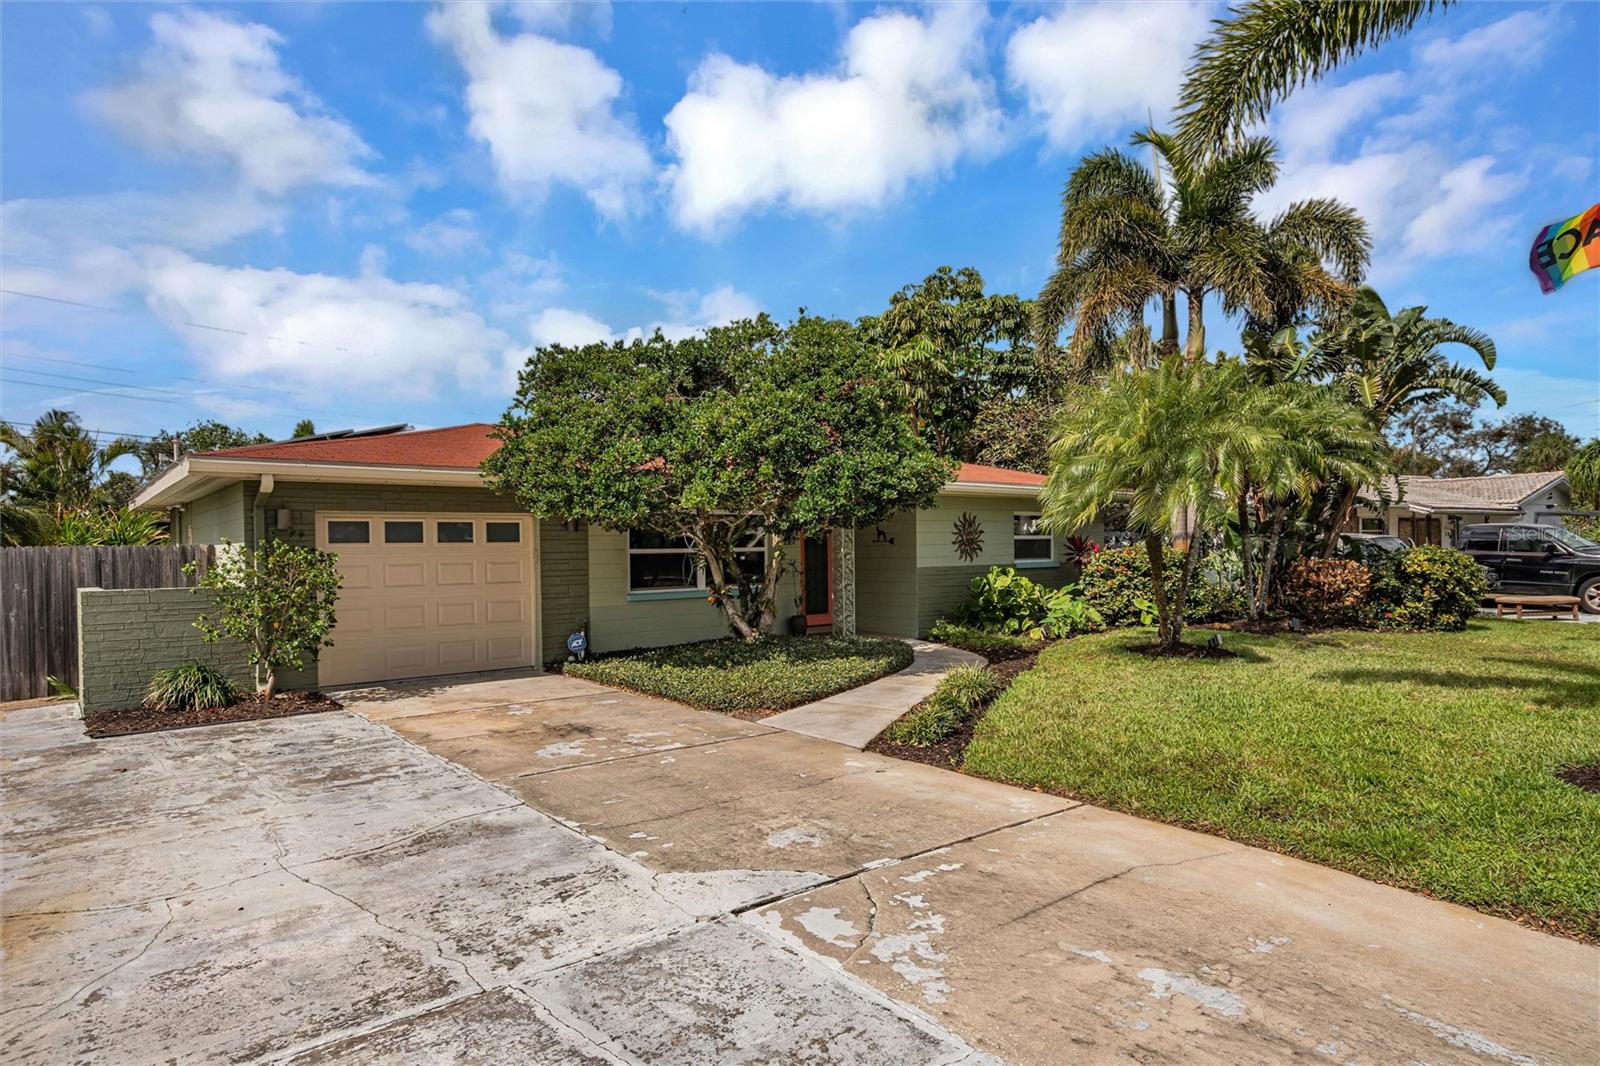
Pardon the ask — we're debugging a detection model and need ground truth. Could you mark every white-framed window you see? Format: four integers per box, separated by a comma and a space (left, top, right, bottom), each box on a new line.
626, 530, 768, 593
1359, 517, 1385, 534
1013, 513, 1052, 563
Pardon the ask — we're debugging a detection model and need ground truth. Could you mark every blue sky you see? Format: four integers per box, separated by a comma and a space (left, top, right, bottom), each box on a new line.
2, 1, 1597, 457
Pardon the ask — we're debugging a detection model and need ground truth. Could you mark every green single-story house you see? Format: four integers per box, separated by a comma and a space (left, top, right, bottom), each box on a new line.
124, 423, 1096, 691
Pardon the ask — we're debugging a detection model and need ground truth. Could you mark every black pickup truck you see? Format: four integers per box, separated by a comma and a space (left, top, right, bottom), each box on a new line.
1457, 523, 1600, 614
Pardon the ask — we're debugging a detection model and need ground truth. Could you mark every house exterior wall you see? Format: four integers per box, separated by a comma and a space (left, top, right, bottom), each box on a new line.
78, 587, 256, 715
1352, 502, 1569, 547
855, 510, 918, 637
539, 519, 589, 665
187, 483, 249, 546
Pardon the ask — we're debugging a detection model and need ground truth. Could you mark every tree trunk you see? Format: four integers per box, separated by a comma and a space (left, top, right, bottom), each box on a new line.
262, 666, 278, 701
1168, 533, 1203, 649
1259, 503, 1288, 610
1183, 289, 1206, 364
1144, 535, 1172, 646
1159, 293, 1179, 358
1237, 489, 1258, 620
1321, 482, 1358, 558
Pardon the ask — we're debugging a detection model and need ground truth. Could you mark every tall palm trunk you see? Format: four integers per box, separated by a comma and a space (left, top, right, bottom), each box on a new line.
1237, 489, 1258, 620
1159, 293, 1180, 357
1321, 482, 1358, 558
1144, 535, 1173, 646
1258, 503, 1289, 610
1184, 289, 1206, 363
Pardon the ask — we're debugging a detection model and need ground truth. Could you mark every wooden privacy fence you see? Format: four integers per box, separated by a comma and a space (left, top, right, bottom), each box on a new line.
0, 545, 214, 702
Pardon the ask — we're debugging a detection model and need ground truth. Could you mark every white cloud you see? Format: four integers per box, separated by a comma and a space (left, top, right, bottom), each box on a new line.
1272, 73, 1405, 163
506, 0, 612, 36
403, 208, 483, 256
1005, 1, 1216, 151
1401, 156, 1526, 258
83, 9, 370, 193
1417, 9, 1553, 74
427, 1, 650, 218
137, 250, 519, 400
528, 285, 762, 346
663, 5, 1003, 234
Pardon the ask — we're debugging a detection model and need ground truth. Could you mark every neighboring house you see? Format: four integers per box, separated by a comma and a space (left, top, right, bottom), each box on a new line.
1350, 471, 1572, 548
128, 423, 1089, 689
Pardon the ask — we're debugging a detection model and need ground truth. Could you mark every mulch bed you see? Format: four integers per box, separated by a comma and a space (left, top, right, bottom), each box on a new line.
84, 692, 342, 738
1133, 641, 1239, 660
1556, 763, 1600, 794
866, 650, 1039, 769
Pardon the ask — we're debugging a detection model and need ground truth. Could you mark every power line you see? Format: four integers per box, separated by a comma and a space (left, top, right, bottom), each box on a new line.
3, 375, 191, 407
1, 366, 191, 398
0, 419, 165, 442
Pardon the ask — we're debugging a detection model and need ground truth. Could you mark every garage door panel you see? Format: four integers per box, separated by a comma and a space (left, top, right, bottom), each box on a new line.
318, 513, 535, 687
382, 562, 427, 588
485, 560, 524, 584
437, 601, 478, 626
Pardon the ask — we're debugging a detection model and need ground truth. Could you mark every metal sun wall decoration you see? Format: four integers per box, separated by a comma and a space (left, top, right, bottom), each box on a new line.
952, 512, 984, 561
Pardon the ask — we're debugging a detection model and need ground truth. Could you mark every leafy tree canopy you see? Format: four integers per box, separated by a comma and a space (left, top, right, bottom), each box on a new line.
484, 314, 953, 640
857, 266, 1036, 461
123, 420, 271, 477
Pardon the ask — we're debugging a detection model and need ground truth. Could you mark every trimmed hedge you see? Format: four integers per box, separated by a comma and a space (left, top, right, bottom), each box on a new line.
564, 635, 913, 713
1365, 545, 1487, 631
883, 665, 1001, 746
1080, 545, 1243, 625
927, 620, 1039, 659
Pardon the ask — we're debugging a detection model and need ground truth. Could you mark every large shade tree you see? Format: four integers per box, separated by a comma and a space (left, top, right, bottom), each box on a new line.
1033, 130, 1368, 370
484, 315, 953, 641
120, 420, 272, 478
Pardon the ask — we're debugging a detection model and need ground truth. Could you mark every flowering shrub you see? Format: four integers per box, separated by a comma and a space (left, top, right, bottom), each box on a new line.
1065, 535, 1100, 565
1080, 545, 1244, 626
1282, 558, 1370, 625
1364, 546, 1487, 631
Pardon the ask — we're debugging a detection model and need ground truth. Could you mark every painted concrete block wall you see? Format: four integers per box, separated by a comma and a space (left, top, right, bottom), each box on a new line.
915, 497, 1054, 570
78, 587, 255, 715
539, 519, 589, 665
186, 483, 249, 547
855, 510, 918, 636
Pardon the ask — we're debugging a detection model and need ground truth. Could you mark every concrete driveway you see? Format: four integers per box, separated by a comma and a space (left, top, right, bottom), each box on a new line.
3, 673, 1595, 1064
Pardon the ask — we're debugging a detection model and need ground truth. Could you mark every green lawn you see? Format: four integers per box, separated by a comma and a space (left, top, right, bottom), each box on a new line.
961, 621, 1600, 939
565, 635, 913, 715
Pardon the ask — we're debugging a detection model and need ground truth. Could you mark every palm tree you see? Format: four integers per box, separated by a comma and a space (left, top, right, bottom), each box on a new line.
1176, 1, 1455, 157
1309, 287, 1503, 552
1034, 131, 1368, 370
1, 410, 138, 522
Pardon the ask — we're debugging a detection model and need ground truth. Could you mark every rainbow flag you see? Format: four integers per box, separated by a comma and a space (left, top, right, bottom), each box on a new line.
1529, 202, 1600, 293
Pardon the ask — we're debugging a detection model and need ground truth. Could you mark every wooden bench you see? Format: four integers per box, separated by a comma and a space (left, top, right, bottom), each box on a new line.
1493, 595, 1581, 620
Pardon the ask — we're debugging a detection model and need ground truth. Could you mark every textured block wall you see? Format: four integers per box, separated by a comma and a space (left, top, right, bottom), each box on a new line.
77, 587, 255, 715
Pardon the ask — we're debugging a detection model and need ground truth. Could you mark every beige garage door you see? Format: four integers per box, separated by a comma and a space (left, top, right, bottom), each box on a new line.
315, 513, 536, 687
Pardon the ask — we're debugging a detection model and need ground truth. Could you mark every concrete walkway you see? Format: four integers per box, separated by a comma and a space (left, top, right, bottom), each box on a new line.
765, 639, 985, 748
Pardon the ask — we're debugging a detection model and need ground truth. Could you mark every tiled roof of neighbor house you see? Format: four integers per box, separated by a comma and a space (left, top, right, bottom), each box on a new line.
1375, 471, 1568, 512
196, 423, 1047, 487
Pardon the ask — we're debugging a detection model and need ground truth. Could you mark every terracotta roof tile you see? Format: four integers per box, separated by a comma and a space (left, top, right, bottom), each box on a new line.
952, 461, 1046, 487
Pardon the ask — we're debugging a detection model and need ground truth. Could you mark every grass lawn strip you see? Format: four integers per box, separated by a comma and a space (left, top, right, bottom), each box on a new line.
960, 620, 1600, 941
564, 636, 914, 716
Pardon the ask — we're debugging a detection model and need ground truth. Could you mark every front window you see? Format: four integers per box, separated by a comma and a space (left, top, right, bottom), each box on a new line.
1359, 517, 1385, 534
732, 531, 768, 585
1014, 514, 1052, 562
1546, 526, 1599, 552
628, 531, 701, 592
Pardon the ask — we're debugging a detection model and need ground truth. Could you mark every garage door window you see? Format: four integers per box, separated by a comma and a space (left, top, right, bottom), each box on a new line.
384, 520, 424, 544
327, 520, 370, 544
486, 521, 521, 543
437, 521, 475, 543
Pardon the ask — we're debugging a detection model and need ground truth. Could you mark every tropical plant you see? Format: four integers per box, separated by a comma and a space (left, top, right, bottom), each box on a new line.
146, 660, 241, 713
1564, 439, 1600, 510
484, 314, 952, 641
188, 539, 341, 699
291, 419, 317, 439
1033, 130, 1368, 371
119, 420, 272, 478
1281, 557, 1371, 625
883, 664, 1002, 747
1, 410, 138, 523
53, 508, 166, 546
1176, 1, 1455, 157
959, 566, 1102, 639
1079, 544, 1244, 628
1309, 286, 1503, 552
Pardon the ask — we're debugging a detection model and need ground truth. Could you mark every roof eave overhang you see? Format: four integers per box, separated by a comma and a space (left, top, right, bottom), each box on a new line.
133, 457, 484, 510
939, 481, 1046, 498
1513, 474, 1569, 507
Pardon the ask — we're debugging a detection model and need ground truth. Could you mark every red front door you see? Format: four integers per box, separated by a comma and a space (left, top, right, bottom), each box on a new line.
800, 532, 833, 629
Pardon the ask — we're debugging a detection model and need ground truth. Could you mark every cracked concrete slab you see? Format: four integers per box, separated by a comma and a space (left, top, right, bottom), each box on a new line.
334, 669, 608, 721
523, 919, 984, 1065
506, 728, 1071, 881
750, 804, 1599, 1065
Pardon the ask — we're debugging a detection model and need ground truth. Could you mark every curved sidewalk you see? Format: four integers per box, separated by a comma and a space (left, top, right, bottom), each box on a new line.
764, 638, 984, 748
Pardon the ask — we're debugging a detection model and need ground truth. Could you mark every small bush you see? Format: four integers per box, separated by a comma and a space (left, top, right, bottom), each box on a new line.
146, 660, 241, 712
928, 620, 1037, 659
1282, 558, 1371, 625
1080, 545, 1244, 626
959, 566, 1103, 639
1365, 546, 1487, 631
883, 665, 1001, 746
